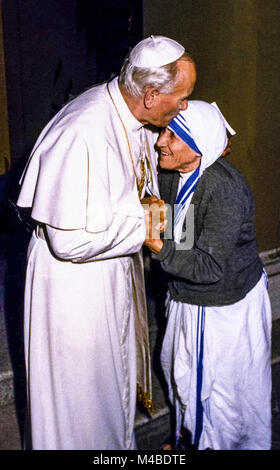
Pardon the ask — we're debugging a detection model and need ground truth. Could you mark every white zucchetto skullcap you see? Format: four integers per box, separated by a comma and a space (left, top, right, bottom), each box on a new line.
128, 35, 185, 68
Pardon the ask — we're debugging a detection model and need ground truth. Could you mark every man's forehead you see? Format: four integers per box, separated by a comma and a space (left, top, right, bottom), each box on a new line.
176, 61, 196, 89
174, 78, 196, 98
183, 63, 196, 81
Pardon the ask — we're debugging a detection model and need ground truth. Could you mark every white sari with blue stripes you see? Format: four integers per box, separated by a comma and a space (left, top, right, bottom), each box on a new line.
161, 174, 272, 450
161, 270, 271, 450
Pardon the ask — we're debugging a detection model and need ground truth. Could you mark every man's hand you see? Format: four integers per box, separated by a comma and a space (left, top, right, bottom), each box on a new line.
141, 195, 167, 239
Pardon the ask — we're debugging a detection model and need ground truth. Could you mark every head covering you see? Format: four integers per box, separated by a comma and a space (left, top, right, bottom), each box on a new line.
128, 35, 185, 68
168, 101, 230, 176
167, 113, 202, 156
211, 102, 236, 136
168, 101, 232, 244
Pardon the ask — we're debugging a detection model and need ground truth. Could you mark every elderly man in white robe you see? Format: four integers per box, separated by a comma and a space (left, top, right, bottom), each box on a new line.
17, 36, 196, 450
144, 101, 272, 450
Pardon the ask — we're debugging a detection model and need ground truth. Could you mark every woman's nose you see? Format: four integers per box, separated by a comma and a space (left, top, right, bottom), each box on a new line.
157, 130, 168, 147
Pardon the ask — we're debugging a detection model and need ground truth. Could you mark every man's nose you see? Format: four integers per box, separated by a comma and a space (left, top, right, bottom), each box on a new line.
179, 100, 188, 111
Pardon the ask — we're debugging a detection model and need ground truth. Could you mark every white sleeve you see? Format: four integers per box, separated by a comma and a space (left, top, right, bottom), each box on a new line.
45, 214, 146, 263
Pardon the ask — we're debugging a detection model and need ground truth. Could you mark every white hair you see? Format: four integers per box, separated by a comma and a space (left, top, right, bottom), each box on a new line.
119, 53, 194, 97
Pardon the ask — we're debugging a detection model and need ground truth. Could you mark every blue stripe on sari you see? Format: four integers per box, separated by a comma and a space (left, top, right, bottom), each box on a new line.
176, 113, 191, 133
176, 165, 200, 206
174, 166, 200, 226
194, 306, 205, 447
168, 120, 202, 156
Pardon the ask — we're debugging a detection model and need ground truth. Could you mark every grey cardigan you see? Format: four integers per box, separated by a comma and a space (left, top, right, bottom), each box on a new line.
152, 157, 263, 306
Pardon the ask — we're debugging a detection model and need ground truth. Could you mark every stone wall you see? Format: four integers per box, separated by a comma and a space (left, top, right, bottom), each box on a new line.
143, 0, 280, 252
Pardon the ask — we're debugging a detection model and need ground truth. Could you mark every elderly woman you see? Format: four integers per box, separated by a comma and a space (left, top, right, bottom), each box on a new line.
144, 101, 272, 450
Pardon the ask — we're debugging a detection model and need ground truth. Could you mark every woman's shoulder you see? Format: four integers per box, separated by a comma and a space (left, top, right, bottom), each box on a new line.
195, 158, 254, 211
203, 158, 251, 190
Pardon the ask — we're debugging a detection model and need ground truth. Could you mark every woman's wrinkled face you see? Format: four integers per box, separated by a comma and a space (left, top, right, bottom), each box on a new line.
156, 128, 201, 173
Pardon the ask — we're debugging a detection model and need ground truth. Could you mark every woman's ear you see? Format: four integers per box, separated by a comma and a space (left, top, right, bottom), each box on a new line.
144, 87, 160, 109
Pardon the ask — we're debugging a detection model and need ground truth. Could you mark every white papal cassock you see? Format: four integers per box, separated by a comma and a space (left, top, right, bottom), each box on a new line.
17, 77, 159, 450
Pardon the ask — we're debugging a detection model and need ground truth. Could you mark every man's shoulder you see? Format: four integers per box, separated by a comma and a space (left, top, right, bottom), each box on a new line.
50, 82, 111, 138
63, 82, 109, 118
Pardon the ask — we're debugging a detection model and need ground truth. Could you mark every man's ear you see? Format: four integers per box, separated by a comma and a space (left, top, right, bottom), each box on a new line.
144, 87, 160, 109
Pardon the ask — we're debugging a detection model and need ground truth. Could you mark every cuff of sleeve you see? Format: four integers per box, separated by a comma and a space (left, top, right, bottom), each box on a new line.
151, 239, 175, 262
